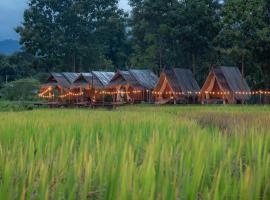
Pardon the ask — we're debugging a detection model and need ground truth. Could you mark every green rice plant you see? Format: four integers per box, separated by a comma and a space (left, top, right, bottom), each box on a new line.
0, 106, 269, 199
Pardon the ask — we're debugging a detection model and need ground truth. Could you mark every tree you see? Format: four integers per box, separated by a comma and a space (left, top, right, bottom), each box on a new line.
217, 0, 270, 89
129, 0, 221, 81
216, 0, 253, 77
16, 0, 130, 72
251, 0, 270, 89
129, 0, 182, 73
176, 0, 221, 81
0, 53, 36, 84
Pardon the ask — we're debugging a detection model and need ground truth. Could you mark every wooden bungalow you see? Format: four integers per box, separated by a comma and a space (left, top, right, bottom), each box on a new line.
153, 68, 200, 104
107, 69, 158, 103
70, 73, 93, 103
40, 72, 80, 103
200, 66, 251, 104
71, 71, 115, 103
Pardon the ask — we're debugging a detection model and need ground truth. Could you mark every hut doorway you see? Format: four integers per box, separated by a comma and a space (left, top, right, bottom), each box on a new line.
119, 87, 127, 102
204, 78, 226, 104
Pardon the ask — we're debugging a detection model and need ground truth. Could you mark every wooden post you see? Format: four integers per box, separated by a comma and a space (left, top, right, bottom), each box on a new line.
147, 90, 150, 103
142, 89, 145, 103
103, 90, 105, 106
69, 91, 71, 106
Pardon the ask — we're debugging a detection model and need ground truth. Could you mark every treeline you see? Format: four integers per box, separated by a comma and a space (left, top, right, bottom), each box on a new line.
1, 0, 270, 89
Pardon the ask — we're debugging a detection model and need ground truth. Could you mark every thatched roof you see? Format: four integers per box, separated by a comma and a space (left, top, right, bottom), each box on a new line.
92, 71, 115, 88
108, 69, 158, 90
161, 68, 200, 93
130, 70, 159, 89
71, 71, 115, 89
72, 73, 93, 88
202, 66, 251, 100
219, 66, 250, 92
62, 72, 80, 84
43, 72, 76, 89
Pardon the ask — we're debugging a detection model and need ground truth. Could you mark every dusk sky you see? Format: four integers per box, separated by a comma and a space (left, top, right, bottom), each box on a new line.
0, 0, 131, 40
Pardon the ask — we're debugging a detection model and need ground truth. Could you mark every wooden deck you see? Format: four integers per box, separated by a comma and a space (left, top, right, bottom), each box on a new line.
91, 102, 125, 109
34, 102, 68, 108
34, 101, 125, 109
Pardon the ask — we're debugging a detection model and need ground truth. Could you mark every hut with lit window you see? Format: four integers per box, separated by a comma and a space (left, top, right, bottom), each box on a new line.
200, 66, 251, 104
153, 68, 200, 104
107, 69, 158, 103
71, 73, 93, 103
39, 72, 80, 103
72, 71, 115, 103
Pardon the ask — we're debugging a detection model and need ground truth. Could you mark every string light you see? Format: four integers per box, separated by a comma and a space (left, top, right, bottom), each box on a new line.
59, 91, 84, 98
38, 87, 54, 99
95, 90, 143, 95
38, 87, 51, 96
151, 90, 270, 96
39, 88, 270, 99
40, 93, 54, 99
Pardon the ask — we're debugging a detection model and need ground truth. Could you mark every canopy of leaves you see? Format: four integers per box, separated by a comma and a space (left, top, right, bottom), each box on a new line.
4, 0, 269, 89
0, 78, 41, 101
16, 0, 130, 72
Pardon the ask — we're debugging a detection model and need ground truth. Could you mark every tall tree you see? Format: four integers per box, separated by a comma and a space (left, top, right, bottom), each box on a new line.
251, 0, 270, 89
217, 0, 270, 88
16, 0, 129, 72
216, 0, 253, 77
129, 0, 180, 73
176, 0, 221, 80
129, 0, 221, 80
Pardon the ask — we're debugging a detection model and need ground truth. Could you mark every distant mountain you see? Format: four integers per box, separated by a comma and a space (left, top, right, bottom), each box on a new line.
0, 39, 21, 55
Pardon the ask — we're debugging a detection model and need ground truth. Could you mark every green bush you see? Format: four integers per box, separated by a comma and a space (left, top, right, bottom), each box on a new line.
0, 101, 34, 112
33, 72, 50, 83
0, 78, 41, 101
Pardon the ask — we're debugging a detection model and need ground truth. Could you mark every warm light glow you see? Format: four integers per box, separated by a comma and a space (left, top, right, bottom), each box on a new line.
38, 87, 53, 99
59, 91, 84, 98
151, 90, 270, 96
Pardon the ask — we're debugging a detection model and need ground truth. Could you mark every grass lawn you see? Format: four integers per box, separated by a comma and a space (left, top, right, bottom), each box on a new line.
0, 105, 270, 199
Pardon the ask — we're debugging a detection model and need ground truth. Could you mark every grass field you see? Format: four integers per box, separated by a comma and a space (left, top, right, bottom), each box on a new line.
0, 105, 270, 200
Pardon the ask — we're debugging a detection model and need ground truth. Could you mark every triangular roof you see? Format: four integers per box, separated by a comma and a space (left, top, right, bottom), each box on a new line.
72, 71, 115, 89
72, 73, 93, 88
62, 72, 80, 84
92, 71, 115, 87
162, 68, 200, 93
109, 69, 158, 89
201, 66, 250, 100
129, 69, 159, 89
43, 72, 71, 89
219, 66, 250, 92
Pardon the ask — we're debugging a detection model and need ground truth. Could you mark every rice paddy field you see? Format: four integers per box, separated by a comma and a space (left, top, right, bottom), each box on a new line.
0, 105, 270, 200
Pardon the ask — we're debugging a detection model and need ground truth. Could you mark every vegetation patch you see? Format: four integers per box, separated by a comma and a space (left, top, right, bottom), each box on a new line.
0, 101, 34, 112
183, 112, 270, 135
0, 78, 40, 101
0, 106, 269, 199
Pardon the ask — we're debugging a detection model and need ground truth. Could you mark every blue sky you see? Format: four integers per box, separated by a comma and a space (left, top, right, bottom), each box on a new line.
0, 0, 130, 40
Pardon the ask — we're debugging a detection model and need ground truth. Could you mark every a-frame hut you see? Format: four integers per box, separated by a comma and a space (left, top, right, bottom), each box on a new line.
71, 73, 93, 103
72, 71, 115, 103
107, 69, 158, 103
153, 68, 200, 104
200, 66, 251, 104
40, 72, 80, 102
